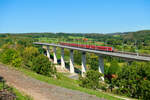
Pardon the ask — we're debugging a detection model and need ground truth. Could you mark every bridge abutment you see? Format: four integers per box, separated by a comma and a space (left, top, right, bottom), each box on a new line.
81, 52, 86, 77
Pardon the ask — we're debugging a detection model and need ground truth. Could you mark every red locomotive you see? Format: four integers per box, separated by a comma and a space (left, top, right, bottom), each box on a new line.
60, 42, 114, 52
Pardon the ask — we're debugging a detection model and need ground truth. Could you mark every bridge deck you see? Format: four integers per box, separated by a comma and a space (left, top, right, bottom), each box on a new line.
33, 42, 150, 61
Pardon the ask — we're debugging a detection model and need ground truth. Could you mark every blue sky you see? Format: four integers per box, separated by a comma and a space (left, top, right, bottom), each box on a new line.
0, 0, 150, 33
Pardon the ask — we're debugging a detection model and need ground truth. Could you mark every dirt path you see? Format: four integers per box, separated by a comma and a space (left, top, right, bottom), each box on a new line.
0, 64, 106, 100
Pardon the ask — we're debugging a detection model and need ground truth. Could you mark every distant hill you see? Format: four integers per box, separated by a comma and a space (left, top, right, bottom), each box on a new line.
1, 30, 150, 41
122, 30, 150, 40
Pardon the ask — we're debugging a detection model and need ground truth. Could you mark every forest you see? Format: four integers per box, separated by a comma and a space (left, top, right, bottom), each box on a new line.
0, 30, 150, 100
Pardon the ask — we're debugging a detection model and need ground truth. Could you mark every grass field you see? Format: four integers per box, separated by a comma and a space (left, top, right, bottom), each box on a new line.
38, 37, 105, 46
14, 67, 123, 100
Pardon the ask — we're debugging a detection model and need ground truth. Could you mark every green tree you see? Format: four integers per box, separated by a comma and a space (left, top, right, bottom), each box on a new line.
108, 60, 120, 75
114, 62, 150, 99
140, 80, 150, 100
79, 70, 102, 90
74, 50, 81, 65
87, 54, 98, 70
106, 60, 121, 91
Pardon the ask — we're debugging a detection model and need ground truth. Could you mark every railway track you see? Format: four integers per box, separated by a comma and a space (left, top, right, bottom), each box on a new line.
114, 51, 150, 57
60, 42, 150, 57
34, 42, 150, 61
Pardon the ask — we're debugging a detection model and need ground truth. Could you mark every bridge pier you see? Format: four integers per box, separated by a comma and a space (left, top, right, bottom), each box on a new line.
70, 50, 74, 73
46, 46, 50, 59
81, 52, 86, 77
53, 47, 57, 64
98, 55, 104, 81
61, 48, 65, 69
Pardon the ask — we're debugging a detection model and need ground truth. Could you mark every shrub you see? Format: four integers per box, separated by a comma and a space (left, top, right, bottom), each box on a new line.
32, 54, 56, 77
140, 80, 150, 100
79, 70, 102, 90
23, 47, 39, 68
0, 49, 16, 64
113, 62, 150, 99
0, 49, 22, 67
11, 56, 22, 67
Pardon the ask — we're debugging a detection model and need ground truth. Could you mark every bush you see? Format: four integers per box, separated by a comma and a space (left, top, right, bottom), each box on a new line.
140, 80, 150, 100
0, 49, 16, 64
79, 70, 102, 90
113, 62, 150, 99
32, 54, 56, 77
11, 57, 22, 67
23, 47, 39, 68
0, 49, 22, 67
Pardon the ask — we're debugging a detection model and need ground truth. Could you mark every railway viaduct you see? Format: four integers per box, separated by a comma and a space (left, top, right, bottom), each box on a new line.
34, 42, 150, 80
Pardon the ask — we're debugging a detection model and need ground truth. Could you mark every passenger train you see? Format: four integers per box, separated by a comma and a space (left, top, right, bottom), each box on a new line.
60, 42, 114, 52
